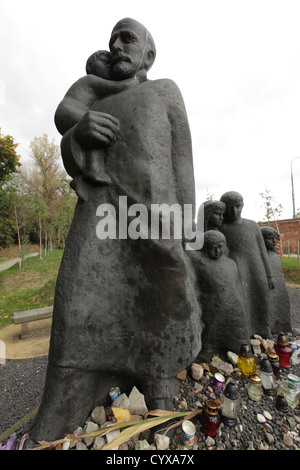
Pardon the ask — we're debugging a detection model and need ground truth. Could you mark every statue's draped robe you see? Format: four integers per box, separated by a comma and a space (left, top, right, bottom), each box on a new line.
267, 250, 292, 334
220, 218, 272, 337
48, 79, 203, 384
195, 253, 248, 357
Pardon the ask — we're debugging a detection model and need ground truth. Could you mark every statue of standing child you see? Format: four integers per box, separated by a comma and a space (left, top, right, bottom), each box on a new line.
194, 230, 249, 360
260, 226, 292, 334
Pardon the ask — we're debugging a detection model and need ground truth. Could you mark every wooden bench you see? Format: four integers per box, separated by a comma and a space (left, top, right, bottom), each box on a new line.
13, 306, 53, 339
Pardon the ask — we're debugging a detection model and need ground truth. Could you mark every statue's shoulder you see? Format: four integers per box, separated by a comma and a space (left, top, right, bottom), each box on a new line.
148, 78, 183, 100
148, 78, 180, 93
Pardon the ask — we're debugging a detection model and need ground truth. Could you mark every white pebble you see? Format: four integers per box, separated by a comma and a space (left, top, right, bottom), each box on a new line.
263, 410, 272, 420
257, 413, 266, 423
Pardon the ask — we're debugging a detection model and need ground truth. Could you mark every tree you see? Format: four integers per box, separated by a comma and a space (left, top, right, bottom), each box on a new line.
0, 128, 21, 182
259, 188, 283, 253
0, 130, 21, 248
259, 188, 283, 222
55, 177, 77, 247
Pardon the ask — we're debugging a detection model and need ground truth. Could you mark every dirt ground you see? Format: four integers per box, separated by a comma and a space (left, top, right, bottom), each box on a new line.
0, 318, 51, 360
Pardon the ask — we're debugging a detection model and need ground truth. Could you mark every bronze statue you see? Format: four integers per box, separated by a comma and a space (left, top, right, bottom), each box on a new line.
260, 226, 292, 333
202, 200, 226, 232
220, 191, 275, 338
28, 18, 203, 443
195, 231, 249, 360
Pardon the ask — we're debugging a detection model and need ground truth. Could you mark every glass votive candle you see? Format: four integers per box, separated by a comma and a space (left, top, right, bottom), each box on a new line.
246, 374, 263, 402
201, 399, 221, 437
237, 341, 257, 377
274, 333, 293, 369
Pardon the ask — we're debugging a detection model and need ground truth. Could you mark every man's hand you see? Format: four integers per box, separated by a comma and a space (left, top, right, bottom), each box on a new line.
74, 110, 120, 148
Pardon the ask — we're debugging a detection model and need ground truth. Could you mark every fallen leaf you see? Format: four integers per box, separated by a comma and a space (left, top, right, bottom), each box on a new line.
112, 407, 131, 423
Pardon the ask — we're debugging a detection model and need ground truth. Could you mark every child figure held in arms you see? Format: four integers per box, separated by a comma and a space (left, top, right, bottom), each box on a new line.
55, 50, 146, 199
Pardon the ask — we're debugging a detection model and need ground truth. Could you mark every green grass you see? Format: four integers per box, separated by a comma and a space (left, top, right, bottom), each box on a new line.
281, 256, 300, 285
0, 249, 63, 328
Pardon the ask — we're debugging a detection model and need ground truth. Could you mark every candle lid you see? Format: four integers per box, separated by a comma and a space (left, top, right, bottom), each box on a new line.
204, 399, 219, 415
267, 350, 279, 362
260, 358, 273, 373
277, 332, 289, 346
239, 341, 253, 358
249, 374, 262, 385
224, 380, 239, 400
287, 373, 300, 385
276, 393, 289, 412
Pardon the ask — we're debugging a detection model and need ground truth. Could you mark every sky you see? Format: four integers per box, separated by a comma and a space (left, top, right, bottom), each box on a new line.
1, 0, 300, 222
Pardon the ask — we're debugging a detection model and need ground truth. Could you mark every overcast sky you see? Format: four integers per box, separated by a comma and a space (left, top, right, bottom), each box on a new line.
1, 0, 300, 221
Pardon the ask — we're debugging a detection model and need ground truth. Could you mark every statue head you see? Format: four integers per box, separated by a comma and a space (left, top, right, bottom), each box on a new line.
202, 230, 227, 260
86, 50, 111, 79
220, 191, 244, 222
203, 200, 226, 231
260, 226, 279, 252
109, 18, 156, 80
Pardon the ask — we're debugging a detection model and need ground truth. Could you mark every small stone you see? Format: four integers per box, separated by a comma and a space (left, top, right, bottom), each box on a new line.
265, 432, 275, 445
250, 339, 261, 355
154, 433, 170, 450
76, 441, 88, 450
93, 435, 105, 450
257, 413, 266, 423
69, 426, 83, 448
263, 410, 272, 421
62, 441, 70, 450
258, 442, 269, 450
91, 405, 106, 425
128, 387, 148, 416
83, 421, 99, 447
135, 439, 156, 450
247, 441, 255, 450
180, 399, 188, 410
191, 363, 204, 381
205, 436, 215, 448
112, 393, 130, 409
176, 369, 187, 380
283, 433, 294, 448
106, 428, 121, 450
209, 358, 233, 376
227, 351, 238, 365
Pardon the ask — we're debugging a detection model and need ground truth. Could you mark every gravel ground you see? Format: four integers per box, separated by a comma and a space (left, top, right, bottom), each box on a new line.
0, 285, 299, 451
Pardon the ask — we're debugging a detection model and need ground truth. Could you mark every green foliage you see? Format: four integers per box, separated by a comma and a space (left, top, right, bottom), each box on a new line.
281, 256, 300, 284
0, 132, 77, 253
0, 249, 63, 328
0, 128, 20, 182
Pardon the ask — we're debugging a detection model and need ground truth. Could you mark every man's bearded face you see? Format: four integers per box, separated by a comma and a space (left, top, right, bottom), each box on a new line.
109, 20, 149, 80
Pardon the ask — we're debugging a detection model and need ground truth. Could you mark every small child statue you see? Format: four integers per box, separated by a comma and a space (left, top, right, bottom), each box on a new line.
195, 230, 249, 360
260, 226, 292, 333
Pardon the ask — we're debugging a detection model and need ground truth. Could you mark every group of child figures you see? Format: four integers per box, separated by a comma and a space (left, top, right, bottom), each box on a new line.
194, 191, 292, 361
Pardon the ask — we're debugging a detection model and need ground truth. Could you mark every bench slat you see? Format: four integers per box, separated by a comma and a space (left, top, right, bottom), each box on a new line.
13, 306, 53, 324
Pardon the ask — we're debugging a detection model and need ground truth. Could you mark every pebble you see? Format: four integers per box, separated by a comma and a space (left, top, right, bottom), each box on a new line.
263, 410, 272, 421
283, 433, 294, 448
257, 413, 266, 423
154, 433, 170, 450
83, 421, 99, 447
191, 363, 204, 381
265, 432, 275, 445
205, 436, 215, 448
91, 406, 106, 425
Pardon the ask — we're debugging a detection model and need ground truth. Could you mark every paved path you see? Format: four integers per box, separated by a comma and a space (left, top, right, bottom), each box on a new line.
0, 253, 39, 272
